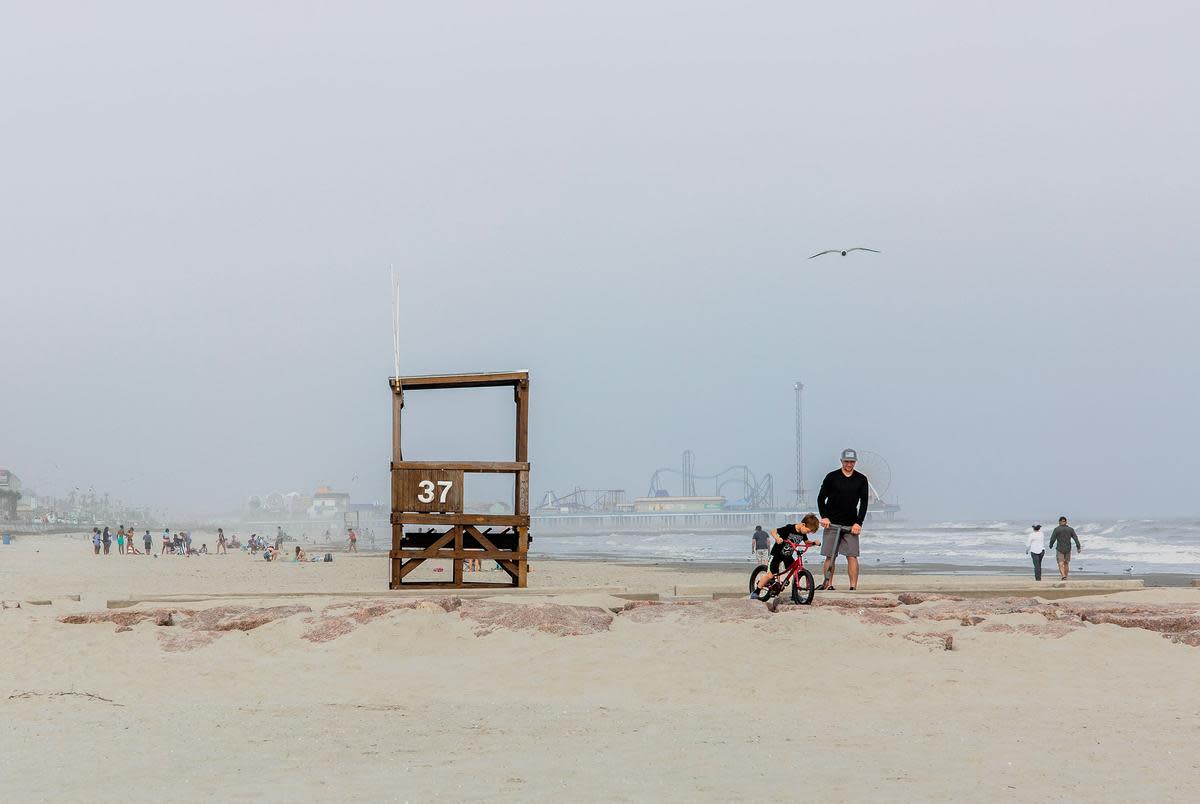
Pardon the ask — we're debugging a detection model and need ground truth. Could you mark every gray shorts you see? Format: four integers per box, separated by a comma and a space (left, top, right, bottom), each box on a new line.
821, 526, 860, 558
754, 548, 769, 565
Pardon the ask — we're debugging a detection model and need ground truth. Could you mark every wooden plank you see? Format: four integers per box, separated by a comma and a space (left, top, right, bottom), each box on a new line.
391, 581, 519, 589
390, 549, 524, 561
466, 526, 500, 554
391, 513, 529, 527
515, 470, 530, 517
495, 559, 519, 583
391, 385, 404, 461
392, 461, 528, 474
452, 527, 463, 585
397, 558, 425, 580
392, 371, 529, 390
517, 526, 529, 587
393, 468, 464, 513
403, 528, 522, 551
514, 378, 529, 462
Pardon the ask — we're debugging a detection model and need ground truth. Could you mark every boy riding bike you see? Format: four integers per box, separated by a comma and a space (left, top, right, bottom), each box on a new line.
753, 514, 821, 600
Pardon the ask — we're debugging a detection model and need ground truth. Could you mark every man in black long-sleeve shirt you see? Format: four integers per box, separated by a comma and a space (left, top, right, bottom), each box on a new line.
817, 448, 870, 590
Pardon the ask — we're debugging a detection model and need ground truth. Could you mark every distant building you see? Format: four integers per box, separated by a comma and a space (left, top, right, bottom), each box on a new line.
308, 486, 351, 518
0, 469, 21, 519
631, 495, 725, 513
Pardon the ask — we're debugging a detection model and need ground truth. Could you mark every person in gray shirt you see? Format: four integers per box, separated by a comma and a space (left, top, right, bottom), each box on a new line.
1048, 516, 1082, 580
751, 525, 770, 565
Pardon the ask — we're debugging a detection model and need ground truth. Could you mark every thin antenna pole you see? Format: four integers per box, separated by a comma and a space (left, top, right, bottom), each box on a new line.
390, 265, 401, 380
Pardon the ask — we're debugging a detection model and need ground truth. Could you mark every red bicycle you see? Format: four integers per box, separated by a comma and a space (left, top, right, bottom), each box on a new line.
748, 539, 817, 611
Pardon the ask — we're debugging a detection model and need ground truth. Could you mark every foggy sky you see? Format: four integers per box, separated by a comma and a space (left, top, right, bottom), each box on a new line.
3, 2, 1198, 520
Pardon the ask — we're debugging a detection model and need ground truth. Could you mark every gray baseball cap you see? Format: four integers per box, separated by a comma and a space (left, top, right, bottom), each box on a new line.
841, 448, 857, 462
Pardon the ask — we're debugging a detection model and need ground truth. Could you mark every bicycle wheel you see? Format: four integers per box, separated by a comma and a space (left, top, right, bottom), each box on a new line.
749, 565, 769, 596
791, 568, 815, 605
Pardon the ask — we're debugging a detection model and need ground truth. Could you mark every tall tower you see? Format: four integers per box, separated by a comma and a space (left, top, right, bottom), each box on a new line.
794, 381, 805, 506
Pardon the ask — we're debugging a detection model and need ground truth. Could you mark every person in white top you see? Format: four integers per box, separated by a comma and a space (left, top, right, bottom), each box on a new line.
1026, 524, 1045, 581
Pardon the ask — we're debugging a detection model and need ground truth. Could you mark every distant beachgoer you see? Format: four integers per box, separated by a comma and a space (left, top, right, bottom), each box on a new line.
162, 529, 171, 555
199, 543, 208, 554
817, 449, 870, 591
347, 528, 358, 553
217, 528, 227, 555
275, 528, 284, 551
1026, 524, 1046, 581
143, 530, 153, 554
184, 531, 193, 556
295, 545, 307, 562
751, 525, 770, 565
116, 527, 125, 555
92, 528, 102, 555
102, 527, 112, 555
1048, 516, 1081, 580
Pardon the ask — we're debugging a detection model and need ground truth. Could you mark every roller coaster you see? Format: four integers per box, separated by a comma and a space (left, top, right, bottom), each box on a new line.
646, 450, 775, 509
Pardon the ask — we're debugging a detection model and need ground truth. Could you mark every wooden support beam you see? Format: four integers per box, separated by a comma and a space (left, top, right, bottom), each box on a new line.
391, 461, 529, 474
391, 513, 530, 527
392, 581, 522, 589
514, 378, 529, 463
391, 371, 529, 390
452, 527, 464, 585
390, 549, 524, 561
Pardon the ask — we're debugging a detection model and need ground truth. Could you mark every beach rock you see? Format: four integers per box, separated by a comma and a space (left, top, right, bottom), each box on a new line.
621, 599, 770, 624
857, 610, 908, 626
1168, 631, 1200, 647
156, 605, 311, 652
897, 593, 964, 605
301, 598, 463, 643
980, 621, 1083, 639
908, 598, 1042, 622
903, 631, 954, 651
459, 600, 614, 636
1077, 612, 1200, 633
812, 596, 899, 610
960, 616, 986, 626
620, 600, 662, 612
60, 608, 195, 628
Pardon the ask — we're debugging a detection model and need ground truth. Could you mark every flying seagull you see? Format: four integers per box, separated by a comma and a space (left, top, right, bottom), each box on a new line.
808, 247, 881, 259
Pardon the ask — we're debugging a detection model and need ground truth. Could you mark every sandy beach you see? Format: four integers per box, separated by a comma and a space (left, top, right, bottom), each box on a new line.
3, 531, 1199, 802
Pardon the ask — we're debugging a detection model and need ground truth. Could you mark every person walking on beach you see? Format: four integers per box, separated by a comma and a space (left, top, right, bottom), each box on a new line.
92, 528, 102, 555
1026, 524, 1046, 581
143, 530, 153, 555
217, 528, 227, 554
1048, 516, 1081, 580
751, 525, 770, 565
102, 527, 112, 555
161, 529, 171, 555
116, 527, 125, 555
347, 527, 358, 553
817, 449, 870, 591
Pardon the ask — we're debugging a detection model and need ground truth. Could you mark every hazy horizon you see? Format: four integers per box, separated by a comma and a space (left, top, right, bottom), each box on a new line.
3, 3, 1198, 521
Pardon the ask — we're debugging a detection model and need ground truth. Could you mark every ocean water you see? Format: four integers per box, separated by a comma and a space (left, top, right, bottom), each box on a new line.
531, 519, 1200, 575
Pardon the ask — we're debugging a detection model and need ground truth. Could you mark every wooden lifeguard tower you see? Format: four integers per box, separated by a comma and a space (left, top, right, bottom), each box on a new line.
389, 371, 530, 589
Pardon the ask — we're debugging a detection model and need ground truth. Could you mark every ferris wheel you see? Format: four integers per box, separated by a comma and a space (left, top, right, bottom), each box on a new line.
854, 451, 893, 503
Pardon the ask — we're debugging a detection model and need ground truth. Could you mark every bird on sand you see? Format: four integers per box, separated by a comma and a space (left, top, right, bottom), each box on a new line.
809, 247, 881, 259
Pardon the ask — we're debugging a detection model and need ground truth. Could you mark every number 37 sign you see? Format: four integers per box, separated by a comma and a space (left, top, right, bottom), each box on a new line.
394, 469, 464, 513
